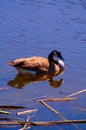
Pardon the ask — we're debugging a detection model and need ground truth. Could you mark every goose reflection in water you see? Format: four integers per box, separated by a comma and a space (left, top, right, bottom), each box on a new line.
7, 69, 64, 89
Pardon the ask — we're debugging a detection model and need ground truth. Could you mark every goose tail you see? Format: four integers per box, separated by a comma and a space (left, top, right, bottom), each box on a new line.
8, 61, 15, 66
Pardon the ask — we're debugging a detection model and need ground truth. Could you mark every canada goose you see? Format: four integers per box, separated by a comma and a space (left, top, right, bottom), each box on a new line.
8, 50, 64, 75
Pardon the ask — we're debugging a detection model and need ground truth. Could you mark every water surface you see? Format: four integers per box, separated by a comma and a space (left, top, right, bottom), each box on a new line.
0, 0, 86, 129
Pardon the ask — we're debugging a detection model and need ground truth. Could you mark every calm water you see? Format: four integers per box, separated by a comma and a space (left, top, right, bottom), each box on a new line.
0, 0, 86, 129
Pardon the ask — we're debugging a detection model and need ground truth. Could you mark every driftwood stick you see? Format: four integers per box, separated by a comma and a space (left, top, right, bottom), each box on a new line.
16, 109, 38, 115
66, 89, 86, 98
36, 97, 77, 102
0, 120, 86, 126
36, 89, 86, 102
22, 118, 30, 130
0, 110, 10, 115
39, 100, 78, 129
40, 100, 66, 120
30, 120, 86, 126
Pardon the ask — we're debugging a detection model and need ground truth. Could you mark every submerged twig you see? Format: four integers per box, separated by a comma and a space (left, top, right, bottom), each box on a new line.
72, 107, 86, 111
11, 96, 47, 105
0, 106, 25, 110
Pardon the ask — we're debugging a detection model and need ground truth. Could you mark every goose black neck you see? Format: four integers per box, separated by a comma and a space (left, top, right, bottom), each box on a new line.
48, 51, 54, 61
48, 51, 59, 65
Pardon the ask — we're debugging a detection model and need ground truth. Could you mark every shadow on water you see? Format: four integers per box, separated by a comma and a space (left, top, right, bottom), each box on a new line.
7, 69, 64, 89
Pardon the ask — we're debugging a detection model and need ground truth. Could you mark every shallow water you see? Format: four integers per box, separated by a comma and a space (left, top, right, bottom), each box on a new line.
0, 0, 86, 129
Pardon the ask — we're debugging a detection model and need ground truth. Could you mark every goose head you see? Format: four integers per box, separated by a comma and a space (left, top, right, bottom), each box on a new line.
48, 50, 64, 68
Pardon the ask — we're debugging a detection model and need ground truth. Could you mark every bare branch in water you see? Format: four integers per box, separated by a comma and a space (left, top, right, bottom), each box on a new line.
66, 89, 86, 97
16, 109, 38, 115
39, 100, 66, 120
36, 97, 77, 102
0, 120, 86, 126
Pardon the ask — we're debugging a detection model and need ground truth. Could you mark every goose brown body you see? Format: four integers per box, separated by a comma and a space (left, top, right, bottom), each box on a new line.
8, 50, 64, 75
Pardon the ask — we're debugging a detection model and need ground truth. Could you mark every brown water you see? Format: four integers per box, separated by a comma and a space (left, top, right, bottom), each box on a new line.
0, 0, 86, 129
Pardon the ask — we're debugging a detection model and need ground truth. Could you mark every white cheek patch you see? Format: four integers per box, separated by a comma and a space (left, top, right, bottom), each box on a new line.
58, 60, 65, 68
